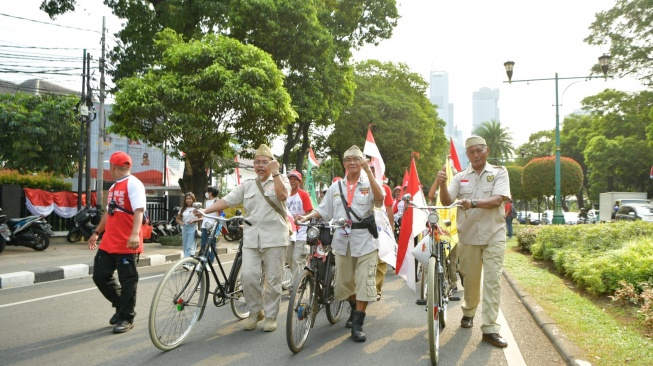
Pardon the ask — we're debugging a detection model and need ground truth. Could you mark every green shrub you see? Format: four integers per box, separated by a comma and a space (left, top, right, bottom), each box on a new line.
158, 235, 182, 246
0, 169, 71, 190
515, 225, 541, 252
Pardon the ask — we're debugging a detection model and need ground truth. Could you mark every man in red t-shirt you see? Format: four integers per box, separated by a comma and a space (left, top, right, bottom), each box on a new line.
88, 151, 146, 334
286, 170, 314, 284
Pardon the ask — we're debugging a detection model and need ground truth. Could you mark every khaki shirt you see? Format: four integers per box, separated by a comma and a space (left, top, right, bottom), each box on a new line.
223, 176, 291, 249
447, 163, 510, 245
316, 176, 379, 257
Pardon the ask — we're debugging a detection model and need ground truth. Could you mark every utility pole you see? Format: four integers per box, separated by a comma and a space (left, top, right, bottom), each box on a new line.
85, 53, 93, 208
96, 16, 106, 208
77, 49, 87, 209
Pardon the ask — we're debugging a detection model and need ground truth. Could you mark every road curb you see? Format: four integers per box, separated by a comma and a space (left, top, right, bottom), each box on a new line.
503, 270, 592, 366
0, 250, 195, 289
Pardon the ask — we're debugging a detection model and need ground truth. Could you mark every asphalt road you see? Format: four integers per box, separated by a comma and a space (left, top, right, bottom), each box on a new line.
0, 250, 565, 366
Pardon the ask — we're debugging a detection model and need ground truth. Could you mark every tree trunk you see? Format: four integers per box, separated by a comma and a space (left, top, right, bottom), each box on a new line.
282, 123, 302, 169
178, 153, 209, 202
295, 122, 311, 174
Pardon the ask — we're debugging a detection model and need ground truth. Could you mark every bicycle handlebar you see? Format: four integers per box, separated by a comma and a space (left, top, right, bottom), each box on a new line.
194, 210, 252, 226
405, 201, 464, 211
295, 218, 347, 229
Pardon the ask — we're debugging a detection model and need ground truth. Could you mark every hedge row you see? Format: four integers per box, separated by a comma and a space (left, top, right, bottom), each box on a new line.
0, 169, 71, 191
516, 221, 653, 295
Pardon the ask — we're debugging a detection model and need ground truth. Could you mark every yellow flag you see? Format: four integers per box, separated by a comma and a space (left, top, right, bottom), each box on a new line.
435, 158, 459, 250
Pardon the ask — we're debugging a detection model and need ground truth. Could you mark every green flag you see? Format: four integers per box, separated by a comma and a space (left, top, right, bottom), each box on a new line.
305, 147, 320, 207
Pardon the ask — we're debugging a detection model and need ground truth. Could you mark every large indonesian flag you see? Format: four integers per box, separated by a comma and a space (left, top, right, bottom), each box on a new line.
363, 127, 385, 183
449, 137, 462, 172
396, 156, 427, 290
24, 188, 96, 218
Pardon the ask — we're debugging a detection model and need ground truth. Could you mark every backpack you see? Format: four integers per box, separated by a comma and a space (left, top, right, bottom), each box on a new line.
510, 205, 517, 218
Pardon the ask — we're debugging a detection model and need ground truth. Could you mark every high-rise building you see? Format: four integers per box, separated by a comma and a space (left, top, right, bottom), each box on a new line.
472, 87, 500, 131
429, 71, 467, 167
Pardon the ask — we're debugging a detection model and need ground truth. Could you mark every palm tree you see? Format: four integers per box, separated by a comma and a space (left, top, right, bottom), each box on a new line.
472, 120, 514, 164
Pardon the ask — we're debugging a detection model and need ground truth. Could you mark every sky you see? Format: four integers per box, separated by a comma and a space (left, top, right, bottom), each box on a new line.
0, 0, 647, 149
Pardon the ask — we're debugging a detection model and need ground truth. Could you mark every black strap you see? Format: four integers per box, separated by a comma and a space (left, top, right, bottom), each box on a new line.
254, 179, 288, 221
337, 181, 362, 222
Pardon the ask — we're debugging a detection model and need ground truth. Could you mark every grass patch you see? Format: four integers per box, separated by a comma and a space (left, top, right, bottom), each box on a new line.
504, 238, 653, 365
157, 235, 182, 247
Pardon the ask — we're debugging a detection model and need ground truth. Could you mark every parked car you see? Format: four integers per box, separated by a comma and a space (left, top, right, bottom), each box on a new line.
563, 212, 579, 225
614, 204, 653, 222
517, 211, 541, 225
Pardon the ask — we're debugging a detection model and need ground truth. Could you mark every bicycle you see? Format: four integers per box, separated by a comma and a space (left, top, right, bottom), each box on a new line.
148, 213, 251, 351
286, 219, 347, 353
404, 197, 463, 365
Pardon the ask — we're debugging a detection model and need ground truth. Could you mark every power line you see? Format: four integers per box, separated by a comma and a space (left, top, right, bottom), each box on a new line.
0, 12, 100, 33
0, 44, 100, 51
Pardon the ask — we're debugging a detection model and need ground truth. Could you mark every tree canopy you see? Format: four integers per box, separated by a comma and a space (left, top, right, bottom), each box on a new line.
109, 30, 296, 196
0, 93, 79, 176
522, 156, 583, 200
326, 60, 446, 186
585, 0, 653, 87
472, 120, 514, 164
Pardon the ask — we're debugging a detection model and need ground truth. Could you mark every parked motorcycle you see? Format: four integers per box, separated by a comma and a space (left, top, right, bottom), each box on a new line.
66, 206, 99, 243
0, 208, 54, 252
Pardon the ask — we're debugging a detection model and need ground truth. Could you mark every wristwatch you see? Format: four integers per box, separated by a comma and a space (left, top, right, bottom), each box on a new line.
92, 230, 101, 236
471, 200, 478, 209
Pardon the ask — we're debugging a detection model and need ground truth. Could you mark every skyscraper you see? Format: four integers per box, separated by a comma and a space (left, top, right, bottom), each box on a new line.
472, 87, 500, 130
429, 71, 466, 167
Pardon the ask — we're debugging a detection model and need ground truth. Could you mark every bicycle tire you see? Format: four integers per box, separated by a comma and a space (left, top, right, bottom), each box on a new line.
440, 244, 451, 329
286, 270, 315, 353
427, 256, 440, 365
229, 257, 249, 320
325, 264, 343, 324
149, 257, 208, 351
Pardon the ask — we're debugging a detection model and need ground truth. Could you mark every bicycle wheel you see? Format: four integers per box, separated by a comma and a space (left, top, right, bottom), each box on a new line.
229, 257, 249, 320
427, 256, 440, 365
286, 270, 315, 353
325, 264, 343, 324
149, 257, 208, 351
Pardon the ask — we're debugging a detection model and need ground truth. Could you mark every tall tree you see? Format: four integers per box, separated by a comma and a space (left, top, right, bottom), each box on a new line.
522, 156, 584, 209
0, 93, 79, 176
108, 30, 296, 198
472, 120, 514, 164
326, 60, 446, 186
585, 0, 653, 87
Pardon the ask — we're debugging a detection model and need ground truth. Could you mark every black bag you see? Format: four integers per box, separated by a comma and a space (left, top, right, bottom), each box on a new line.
320, 227, 333, 245
362, 215, 378, 239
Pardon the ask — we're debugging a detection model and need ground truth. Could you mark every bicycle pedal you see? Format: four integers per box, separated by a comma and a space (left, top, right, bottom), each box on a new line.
449, 296, 461, 301
415, 299, 426, 305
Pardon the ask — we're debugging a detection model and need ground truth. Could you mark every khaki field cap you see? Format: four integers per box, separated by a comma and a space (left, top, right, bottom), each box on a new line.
465, 136, 487, 149
343, 145, 364, 159
255, 144, 274, 159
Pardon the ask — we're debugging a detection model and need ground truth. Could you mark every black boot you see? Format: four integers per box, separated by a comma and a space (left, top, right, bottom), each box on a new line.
351, 310, 366, 342
345, 300, 356, 328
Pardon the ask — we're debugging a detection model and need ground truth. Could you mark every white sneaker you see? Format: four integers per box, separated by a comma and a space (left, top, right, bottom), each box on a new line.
242, 310, 264, 331
262, 318, 277, 332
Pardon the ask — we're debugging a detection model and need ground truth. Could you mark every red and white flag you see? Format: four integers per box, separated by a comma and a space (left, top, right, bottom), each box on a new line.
363, 127, 385, 183
449, 137, 462, 172
308, 147, 320, 168
396, 156, 428, 290
401, 169, 409, 189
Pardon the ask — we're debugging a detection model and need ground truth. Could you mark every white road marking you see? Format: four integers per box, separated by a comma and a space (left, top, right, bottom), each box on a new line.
0, 258, 237, 308
497, 308, 527, 366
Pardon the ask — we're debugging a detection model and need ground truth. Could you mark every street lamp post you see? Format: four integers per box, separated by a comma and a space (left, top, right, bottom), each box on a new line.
503, 55, 611, 225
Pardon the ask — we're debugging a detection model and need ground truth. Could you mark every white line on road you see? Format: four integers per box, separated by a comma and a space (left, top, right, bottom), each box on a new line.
0, 260, 235, 309
497, 308, 527, 366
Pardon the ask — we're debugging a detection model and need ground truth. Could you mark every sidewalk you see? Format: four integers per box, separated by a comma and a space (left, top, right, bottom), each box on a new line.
0, 236, 239, 289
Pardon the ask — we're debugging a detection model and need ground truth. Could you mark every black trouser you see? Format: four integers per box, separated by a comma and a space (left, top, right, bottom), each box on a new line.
93, 249, 139, 322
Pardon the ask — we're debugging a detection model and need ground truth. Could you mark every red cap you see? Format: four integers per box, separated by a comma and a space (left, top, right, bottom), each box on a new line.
394, 186, 401, 191
287, 170, 302, 181
110, 151, 132, 167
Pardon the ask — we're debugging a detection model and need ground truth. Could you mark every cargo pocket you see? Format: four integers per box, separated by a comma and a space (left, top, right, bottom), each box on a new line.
367, 260, 377, 296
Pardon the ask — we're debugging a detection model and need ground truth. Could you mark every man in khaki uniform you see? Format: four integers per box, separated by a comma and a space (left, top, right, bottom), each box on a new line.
434, 136, 511, 348
201, 144, 290, 332
298, 145, 384, 343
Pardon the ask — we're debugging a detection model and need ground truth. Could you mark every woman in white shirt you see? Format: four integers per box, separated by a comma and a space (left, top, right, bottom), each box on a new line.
176, 192, 199, 260
200, 186, 221, 263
